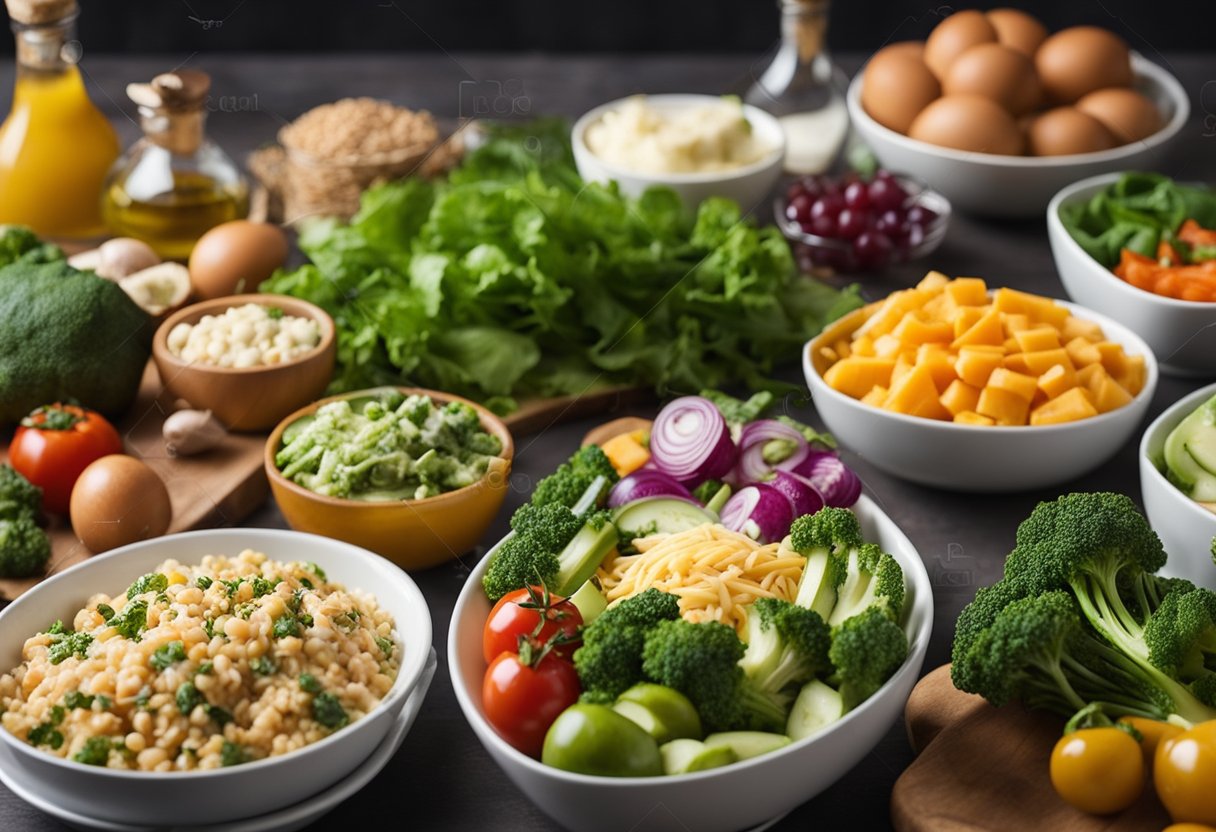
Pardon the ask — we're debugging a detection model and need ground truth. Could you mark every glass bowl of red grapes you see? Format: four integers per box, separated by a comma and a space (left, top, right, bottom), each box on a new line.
775, 169, 951, 274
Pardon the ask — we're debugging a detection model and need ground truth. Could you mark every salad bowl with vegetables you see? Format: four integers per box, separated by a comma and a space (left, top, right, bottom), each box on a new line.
1049, 172, 1216, 377
449, 394, 932, 832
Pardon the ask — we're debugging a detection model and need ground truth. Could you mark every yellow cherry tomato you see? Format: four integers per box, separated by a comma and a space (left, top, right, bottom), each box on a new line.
1050, 727, 1144, 815
1155, 722, 1216, 824
1163, 824, 1216, 832
1119, 716, 1184, 763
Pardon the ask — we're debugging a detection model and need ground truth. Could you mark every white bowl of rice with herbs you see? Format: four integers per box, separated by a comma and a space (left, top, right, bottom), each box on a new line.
0, 527, 432, 826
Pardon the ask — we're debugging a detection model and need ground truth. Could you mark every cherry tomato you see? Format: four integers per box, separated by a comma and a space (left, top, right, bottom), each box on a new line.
1050, 726, 1143, 815
483, 585, 583, 665
1156, 721, 1216, 824
1118, 715, 1183, 765
483, 648, 580, 758
9, 404, 123, 515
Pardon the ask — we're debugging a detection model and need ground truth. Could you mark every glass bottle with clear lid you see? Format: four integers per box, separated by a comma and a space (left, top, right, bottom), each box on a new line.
744, 0, 849, 175
103, 69, 248, 260
0, 0, 120, 241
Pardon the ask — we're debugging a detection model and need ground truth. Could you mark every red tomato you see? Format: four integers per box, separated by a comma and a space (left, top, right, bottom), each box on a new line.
483, 586, 583, 664
483, 649, 580, 758
9, 404, 124, 515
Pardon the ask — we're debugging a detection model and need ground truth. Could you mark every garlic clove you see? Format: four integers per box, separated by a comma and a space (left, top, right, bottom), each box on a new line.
163, 408, 228, 456
120, 262, 192, 316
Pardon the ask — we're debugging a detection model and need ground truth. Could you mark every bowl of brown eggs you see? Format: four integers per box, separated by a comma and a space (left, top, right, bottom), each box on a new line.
847, 9, 1188, 217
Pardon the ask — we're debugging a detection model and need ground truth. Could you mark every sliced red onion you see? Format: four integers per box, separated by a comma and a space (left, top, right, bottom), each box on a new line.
787, 449, 839, 480
733, 419, 815, 482
650, 396, 737, 483
800, 454, 862, 508
607, 469, 694, 509
719, 483, 795, 543
767, 470, 825, 518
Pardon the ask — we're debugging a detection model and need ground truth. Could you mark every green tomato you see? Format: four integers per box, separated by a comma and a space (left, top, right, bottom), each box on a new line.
542, 704, 662, 777
615, 683, 702, 743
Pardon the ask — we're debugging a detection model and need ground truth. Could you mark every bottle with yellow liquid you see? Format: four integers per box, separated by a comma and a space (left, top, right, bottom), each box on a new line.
0, 0, 120, 241
102, 69, 248, 260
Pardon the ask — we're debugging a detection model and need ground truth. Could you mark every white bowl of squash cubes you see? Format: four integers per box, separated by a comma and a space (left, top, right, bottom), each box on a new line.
803, 272, 1157, 492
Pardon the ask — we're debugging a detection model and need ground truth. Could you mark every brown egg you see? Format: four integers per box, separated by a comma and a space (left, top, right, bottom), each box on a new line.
188, 220, 289, 300
70, 455, 172, 554
985, 8, 1048, 57
909, 94, 1025, 155
1075, 87, 1163, 144
861, 50, 941, 134
1025, 106, 1118, 156
944, 43, 1041, 115
1035, 26, 1133, 104
872, 40, 925, 62
923, 10, 998, 80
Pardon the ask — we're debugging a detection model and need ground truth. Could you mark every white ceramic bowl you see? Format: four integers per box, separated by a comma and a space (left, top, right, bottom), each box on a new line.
449, 494, 933, 832
1140, 382, 1216, 588
571, 94, 786, 213
0, 528, 434, 827
1049, 172, 1216, 378
804, 298, 1159, 492
847, 54, 1189, 218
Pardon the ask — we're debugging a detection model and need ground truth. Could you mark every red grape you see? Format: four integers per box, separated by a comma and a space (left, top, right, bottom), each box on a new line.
786, 193, 814, 223
868, 177, 907, 213
843, 181, 870, 210
906, 204, 938, 226
809, 213, 837, 237
835, 208, 866, 240
853, 231, 893, 269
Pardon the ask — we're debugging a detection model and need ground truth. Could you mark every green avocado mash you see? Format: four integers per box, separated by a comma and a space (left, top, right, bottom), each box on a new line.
275, 390, 503, 501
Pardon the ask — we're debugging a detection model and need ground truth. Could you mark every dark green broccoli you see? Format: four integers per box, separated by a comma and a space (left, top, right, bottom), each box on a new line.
950, 578, 1032, 693
0, 514, 50, 578
641, 618, 786, 733
827, 542, 905, 626
0, 225, 62, 269
573, 588, 680, 702
482, 502, 584, 602
739, 598, 831, 704
127, 573, 169, 599
530, 445, 618, 509
1145, 586, 1216, 686
47, 629, 92, 665
827, 607, 908, 711
110, 600, 148, 641
788, 507, 857, 618
0, 464, 42, 519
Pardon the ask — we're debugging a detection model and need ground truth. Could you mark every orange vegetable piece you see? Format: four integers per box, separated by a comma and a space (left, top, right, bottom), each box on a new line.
952, 306, 987, 339
1030, 387, 1099, 425
860, 386, 888, 407
823, 357, 897, 399
883, 364, 950, 420
956, 346, 1004, 388
1014, 327, 1061, 354
1178, 218, 1216, 248
1018, 348, 1073, 377
951, 309, 1004, 349
1090, 375, 1134, 413
892, 313, 953, 345
601, 430, 651, 477
939, 379, 981, 417
1115, 354, 1146, 395
1001, 313, 1032, 337
953, 410, 995, 426
1060, 315, 1104, 342
987, 368, 1039, 401
977, 386, 1031, 426
1037, 364, 1077, 400
1094, 341, 1127, 378
1065, 337, 1102, 367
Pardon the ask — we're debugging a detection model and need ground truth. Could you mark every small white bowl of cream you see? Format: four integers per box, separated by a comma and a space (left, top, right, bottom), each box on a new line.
572, 94, 786, 212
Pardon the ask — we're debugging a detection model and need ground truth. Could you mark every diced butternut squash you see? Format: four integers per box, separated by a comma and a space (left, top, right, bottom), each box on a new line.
954, 410, 995, 426
1061, 315, 1104, 342
602, 430, 651, 476
1029, 387, 1099, 425
1019, 348, 1072, 376
940, 379, 981, 416
991, 289, 1068, 329
892, 313, 952, 345
1002, 336, 1020, 354
1001, 313, 1032, 337
945, 277, 989, 307
824, 357, 897, 399
1090, 375, 1134, 413
1014, 327, 1061, 354
917, 271, 951, 292
1076, 362, 1108, 393
873, 333, 903, 359
976, 386, 1031, 426
1003, 352, 1030, 374
956, 347, 1004, 388
1037, 364, 1077, 400
861, 386, 888, 408
987, 368, 1039, 401
1094, 341, 1127, 378
852, 335, 876, 357
953, 306, 987, 339
884, 364, 951, 420
1115, 354, 1146, 395
916, 348, 957, 391
891, 353, 916, 388
1065, 336, 1102, 367
833, 338, 852, 360
951, 309, 1005, 349
921, 294, 951, 321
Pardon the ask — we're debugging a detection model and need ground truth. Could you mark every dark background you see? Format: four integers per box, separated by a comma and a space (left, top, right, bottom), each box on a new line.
0, 0, 1212, 57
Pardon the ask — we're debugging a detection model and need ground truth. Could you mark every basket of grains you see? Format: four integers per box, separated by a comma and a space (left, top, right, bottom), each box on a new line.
272, 97, 462, 221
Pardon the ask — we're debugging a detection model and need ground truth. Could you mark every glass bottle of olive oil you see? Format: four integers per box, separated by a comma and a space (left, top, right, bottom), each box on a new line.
102, 69, 248, 260
0, 0, 120, 241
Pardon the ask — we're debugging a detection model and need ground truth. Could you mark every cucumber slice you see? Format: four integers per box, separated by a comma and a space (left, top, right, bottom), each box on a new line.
612, 498, 716, 539
568, 578, 608, 624
554, 521, 619, 597
703, 731, 791, 761
786, 679, 844, 741
617, 684, 701, 742
1165, 395, 1216, 499
659, 739, 737, 775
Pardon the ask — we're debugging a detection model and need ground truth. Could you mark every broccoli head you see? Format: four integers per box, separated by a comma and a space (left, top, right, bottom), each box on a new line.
481, 502, 583, 602
950, 578, 1031, 693
0, 464, 42, 519
0, 514, 50, 578
827, 542, 905, 626
531, 445, 619, 509
1145, 586, 1216, 683
573, 588, 680, 702
739, 598, 831, 701
641, 618, 786, 733
788, 507, 859, 619
828, 607, 908, 711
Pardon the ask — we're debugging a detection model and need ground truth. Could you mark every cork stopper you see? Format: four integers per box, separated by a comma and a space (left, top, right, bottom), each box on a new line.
4, 0, 76, 25
127, 70, 211, 114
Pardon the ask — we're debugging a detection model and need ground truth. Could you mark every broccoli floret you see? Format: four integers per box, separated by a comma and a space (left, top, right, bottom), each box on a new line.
530, 445, 618, 509
573, 589, 680, 702
950, 578, 1031, 693
788, 507, 859, 619
0, 464, 41, 519
0, 513, 50, 578
739, 598, 831, 705
1145, 586, 1216, 684
641, 618, 786, 733
827, 543, 905, 626
827, 607, 908, 711
482, 502, 584, 602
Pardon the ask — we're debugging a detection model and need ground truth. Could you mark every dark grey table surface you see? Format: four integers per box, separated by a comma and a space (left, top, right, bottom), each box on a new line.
1, 51, 1214, 832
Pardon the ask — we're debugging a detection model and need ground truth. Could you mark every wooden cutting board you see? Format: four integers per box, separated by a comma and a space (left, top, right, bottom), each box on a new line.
891, 665, 1171, 831
0, 362, 270, 601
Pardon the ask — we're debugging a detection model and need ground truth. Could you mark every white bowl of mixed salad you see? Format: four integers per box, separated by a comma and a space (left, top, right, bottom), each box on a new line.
448, 393, 934, 832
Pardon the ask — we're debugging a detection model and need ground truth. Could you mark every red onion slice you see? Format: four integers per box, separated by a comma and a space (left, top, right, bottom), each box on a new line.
649, 396, 737, 483
800, 454, 862, 508
767, 470, 825, 518
607, 469, 694, 509
719, 483, 795, 543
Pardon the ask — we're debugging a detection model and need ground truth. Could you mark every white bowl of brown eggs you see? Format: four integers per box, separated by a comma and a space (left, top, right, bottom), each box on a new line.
847, 9, 1189, 218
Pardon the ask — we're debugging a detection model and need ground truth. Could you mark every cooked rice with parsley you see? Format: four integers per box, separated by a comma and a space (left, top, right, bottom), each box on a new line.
0, 550, 399, 771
